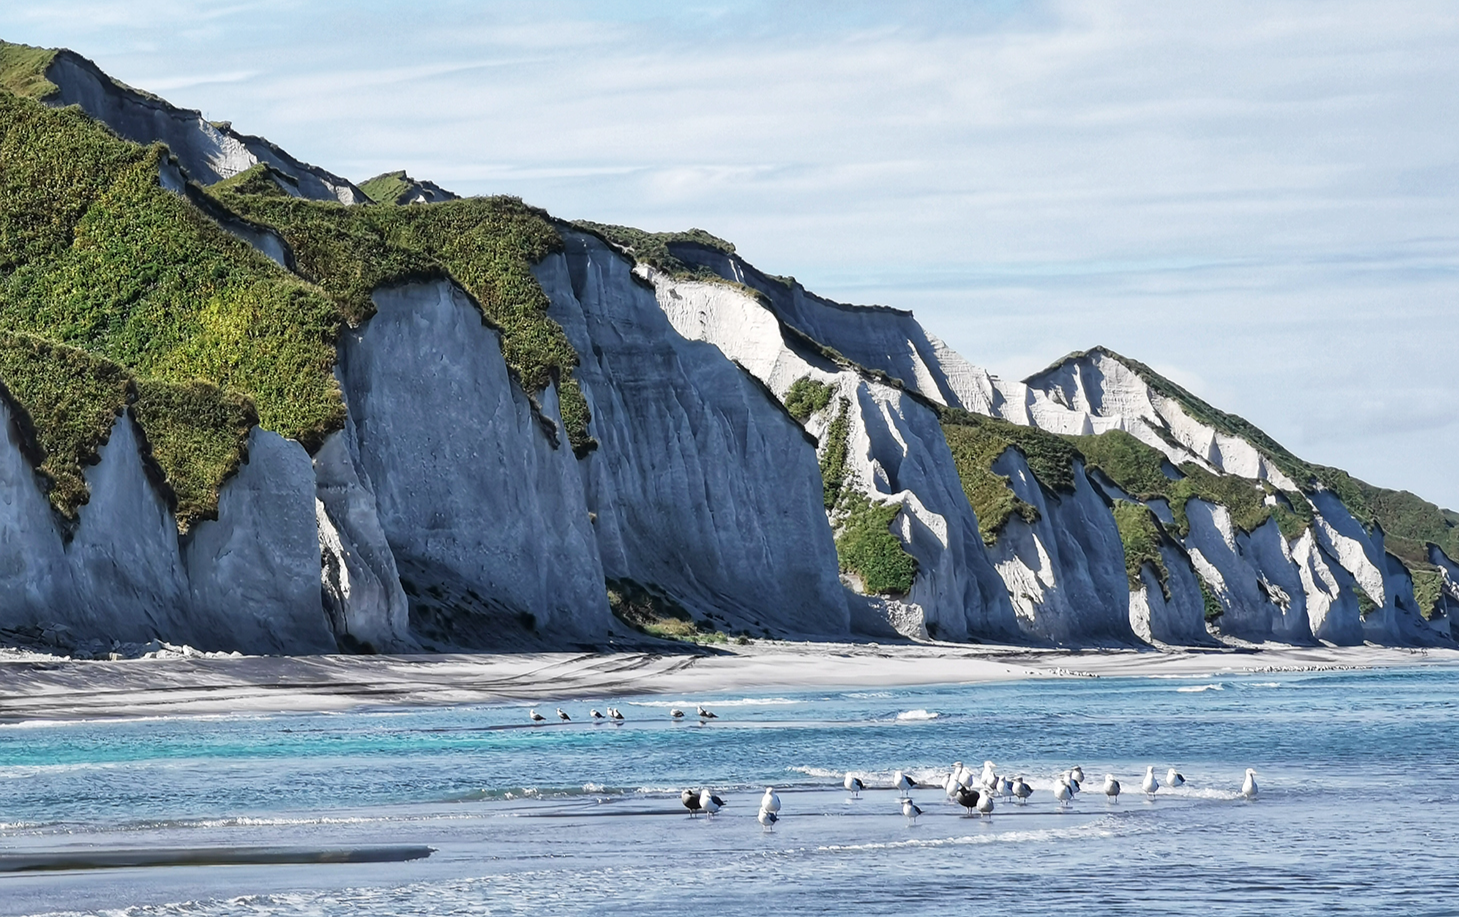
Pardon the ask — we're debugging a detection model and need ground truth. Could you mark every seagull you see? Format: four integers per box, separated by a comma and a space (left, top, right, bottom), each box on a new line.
1166, 768, 1185, 788
529, 709, 546, 723
895, 771, 918, 798
844, 774, 865, 797
954, 785, 980, 816
1069, 765, 1086, 785
1242, 768, 1259, 799
1054, 779, 1073, 808
944, 763, 964, 799
998, 776, 1014, 801
670, 708, 685, 720
1142, 766, 1160, 798
699, 788, 725, 817
980, 761, 998, 790
1064, 771, 1081, 795
757, 808, 779, 831
761, 787, 781, 815
609, 707, 625, 721
903, 799, 923, 824
1103, 774, 1121, 803
589, 709, 604, 720
957, 764, 977, 789
556, 707, 571, 722
681, 789, 702, 817
976, 791, 995, 819
697, 705, 717, 719
1012, 777, 1033, 805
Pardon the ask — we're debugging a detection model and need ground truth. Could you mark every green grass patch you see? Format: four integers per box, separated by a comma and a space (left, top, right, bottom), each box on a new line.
1352, 584, 1379, 618
784, 375, 833, 422
214, 170, 594, 453
1410, 569, 1446, 621
819, 396, 852, 509
358, 171, 414, 206
131, 379, 256, 529
0, 41, 58, 99
939, 408, 1081, 545
572, 221, 735, 280
1111, 499, 1169, 598
1198, 576, 1224, 622
0, 91, 346, 518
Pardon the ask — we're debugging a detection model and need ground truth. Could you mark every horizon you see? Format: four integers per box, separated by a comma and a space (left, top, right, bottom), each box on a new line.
1, 1, 1455, 507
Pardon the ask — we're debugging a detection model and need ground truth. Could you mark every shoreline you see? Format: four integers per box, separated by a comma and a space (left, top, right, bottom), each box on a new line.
0, 642, 1453, 724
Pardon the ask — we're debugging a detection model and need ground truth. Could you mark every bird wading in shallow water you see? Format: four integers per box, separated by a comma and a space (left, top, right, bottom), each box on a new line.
954, 785, 980, 816
681, 789, 702, 818
844, 774, 865, 797
757, 808, 778, 831
589, 709, 604, 721
1069, 765, 1085, 785
903, 799, 923, 824
670, 708, 685, 720
894, 771, 918, 799
1242, 769, 1259, 799
699, 789, 725, 817
528, 709, 546, 723
1103, 774, 1121, 803
1055, 779, 1073, 808
1166, 768, 1185, 788
761, 787, 781, 815
1142, 766, 1160, 799
697, 705, 717, 719
556, 708, 571, 723
1012, 777, 1033, 805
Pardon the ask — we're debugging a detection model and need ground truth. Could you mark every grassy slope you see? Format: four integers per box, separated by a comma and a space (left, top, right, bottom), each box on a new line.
0, 41, 58, 99
358, 171, 413, 206
939, 408, 1081, 545
1111, 499, 1170, 596
215, 168, 594, 452
0, 90, 343, 526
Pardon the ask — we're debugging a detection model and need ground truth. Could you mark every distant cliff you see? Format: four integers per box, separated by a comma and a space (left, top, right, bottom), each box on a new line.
0, 39, 1453, 656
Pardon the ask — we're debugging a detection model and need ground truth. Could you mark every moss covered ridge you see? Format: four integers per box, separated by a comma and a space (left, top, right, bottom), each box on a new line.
0, 40, 58, 100
214, 166, 594, 454
0, 88, 343, 523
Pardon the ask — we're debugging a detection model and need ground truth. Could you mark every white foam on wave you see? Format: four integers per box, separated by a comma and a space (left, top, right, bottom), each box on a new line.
813, 821, 1120, 853
841, 691, 895, 699
787, 765, 843, 779
895, 709, 940, 721
1176, 684, 1224, 693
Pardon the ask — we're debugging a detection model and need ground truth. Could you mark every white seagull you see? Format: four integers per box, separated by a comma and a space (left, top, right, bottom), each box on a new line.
529, 708, 546, 723
944, 762, 964, 799
1142, 766, 1160, 798
1166, 768, 1185, 788
1054, 779, 1073, 808
957, 764, 977, 789
757, 808, 779, 831
699, 788, 725, 817
1103, 774, 1121, 803
1242, 768, 1259, 799
761, 787, 781, 814
844, 774, 865, 797
976, 791, 995, 818
980, 761, 998, 790
903, 799, 923, 824
894, 771, 918, 798
556, 707, 571, 722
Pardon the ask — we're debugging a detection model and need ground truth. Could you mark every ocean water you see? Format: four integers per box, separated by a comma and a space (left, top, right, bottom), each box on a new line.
2, 665, 1457, 915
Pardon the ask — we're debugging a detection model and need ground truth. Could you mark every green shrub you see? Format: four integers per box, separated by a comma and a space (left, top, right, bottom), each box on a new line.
131, 379, 256, 529
784, 375, 833, 421
819, 397, 852, 509
834, 492, 917, 595
939, 408, 1079, 544
1199, 576, 1224, 622
1111, 499, 1169, 597
214, 174, 594, 452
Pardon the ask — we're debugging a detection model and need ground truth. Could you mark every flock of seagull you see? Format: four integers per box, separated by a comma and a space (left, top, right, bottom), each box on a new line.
526, 706, 1260, 829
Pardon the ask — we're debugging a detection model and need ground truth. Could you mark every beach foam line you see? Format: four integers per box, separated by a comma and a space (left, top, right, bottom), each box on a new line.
895, 709, 940, 721
0, 844, 434, 872
1176, 684, 1224, 693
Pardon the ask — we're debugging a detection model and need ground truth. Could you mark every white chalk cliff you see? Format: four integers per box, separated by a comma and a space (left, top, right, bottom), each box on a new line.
0, 46, 1453, 655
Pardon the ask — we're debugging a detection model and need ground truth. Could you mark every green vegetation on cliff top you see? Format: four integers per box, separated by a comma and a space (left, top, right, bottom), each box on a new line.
358, 171, 415, 206
215, 166, 593, 453
573, 222, 736, 280
0, 41, 57, 99
0, 90, 343, 525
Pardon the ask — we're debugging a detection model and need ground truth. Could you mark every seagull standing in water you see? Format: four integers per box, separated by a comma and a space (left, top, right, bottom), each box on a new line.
1064, 771, 1081, 795
1054, 779, 1073, 808
1103, 774, 1121, 803
1012, 777, 1033, 805
980, 761, 999, 791
895, 771, 918, 799
699, 789, 725, 817
681, 789, 703, 817
589, 709, 604, 721
757, 808, 779, 831
1166, 768, 1185, 788
844, 774, 865, 798
609, 707, 625, 721
529, 709, 546, 723
556, 708, 571, 723
761, 787, 781, 815
976, 791, 995, 819
954, 785, 980, 816
670, 708, 685, 720
903, 799, 923, 824
1242, 769, 1259, 799
697, 705, 717, 720
944, 763, 964, 800
998, 776, 1014, 801
1142, 766, 1160, 799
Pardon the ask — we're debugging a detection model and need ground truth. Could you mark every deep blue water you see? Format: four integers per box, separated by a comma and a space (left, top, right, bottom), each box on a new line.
2, 666, 1457, 915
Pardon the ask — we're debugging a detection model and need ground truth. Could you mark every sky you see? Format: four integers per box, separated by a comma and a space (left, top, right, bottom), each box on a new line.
3, 0, 1456, 507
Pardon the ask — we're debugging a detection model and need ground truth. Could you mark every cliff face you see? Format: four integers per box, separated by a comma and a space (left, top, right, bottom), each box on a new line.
0, 42, 1453, 656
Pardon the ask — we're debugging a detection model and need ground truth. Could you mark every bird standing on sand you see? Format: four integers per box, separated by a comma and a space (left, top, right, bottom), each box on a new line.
976, 791, 995, 818
1012, 777, 1033, 805
589, 709, 604, 721
1166, 768, 1185, 788
761, 787, 781, 815
529, 709, 546, 723
556, 708, 571, 722
699, 788, 725, 817
1054, 779, 1073, 807
895, 771, 918, 798
1241, 768, 1259, 799
1142, 766, 1160, 798
844, 774, 865, 797
954, 785, 980, 816
681, 789, 702, 817
903, 799, 923, 824
670, 708, 685, 720
1103, 774, 1121, 803
757, 808, 779, 831
697, 705, 717, 719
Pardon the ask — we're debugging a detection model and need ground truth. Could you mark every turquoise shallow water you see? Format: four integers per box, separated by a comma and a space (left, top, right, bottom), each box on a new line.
2, 665, 1457, 915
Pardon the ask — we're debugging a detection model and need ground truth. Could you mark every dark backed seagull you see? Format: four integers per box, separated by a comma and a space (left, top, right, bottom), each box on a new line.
1103, 774, 1121, 803
844, 774, 865, 797
761, 787, 781, 814
1064, 771, 1081, 795
610, 707, 625, 720
954, 785, 980, 816
1012, 777, 1033, 804
1142, 766, 1160, 798
697, 705, 717, 719
1166, 768, 1185, 788
681, 789, 702, 817
699, 789, 726, 817
902, 799, 923, 823
556, 707, 571, 722
590, 709, 604, 721
670, 708, 685, 720
757, 808, 779, 830
895, 771, 918, 799
1242, 768, 1259, 799
529, 709, 546, 723
1054, 777, 1074, 807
